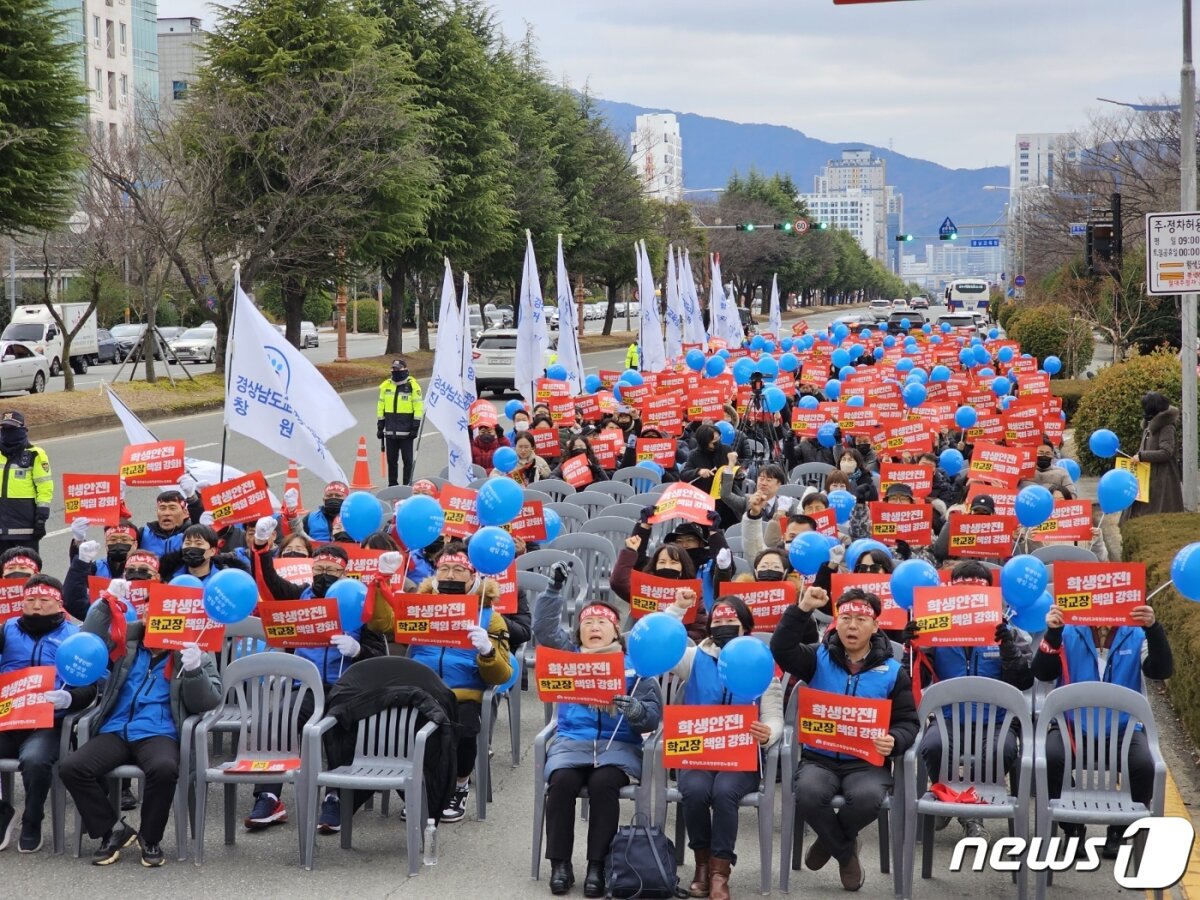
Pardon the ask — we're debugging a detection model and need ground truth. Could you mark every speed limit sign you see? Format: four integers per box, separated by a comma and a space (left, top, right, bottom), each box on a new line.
794, 219, 809, 234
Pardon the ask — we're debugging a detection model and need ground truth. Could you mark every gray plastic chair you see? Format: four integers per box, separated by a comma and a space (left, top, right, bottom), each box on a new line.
193, 654, 326, 867
580, 515, 639, 555
587, 481, 636, 502
476, 652, 523, 820
535, 478, 577, 502
724, 521, 743, 540
725, 535, 745, 558
6, 707, 84, 855
515, 550, 587, 621
305, 703, 435, 874
546, 501, 588, 536
1034, 683, 1168, 900
630, 486, 668, 506
790, 462, 835, 489
208, 618, 272, 756
376, 485, 412, 503
517, 569, 551, 696
1029, 544, 1099, 564
902, 677, 1034, 900
439, 465, 485, 480
569, 490, 619, 520
548, 533, 619, 604
775, 483, 810, 501
523, 487, 555, 506
613, 466, 662, 493
606, 502, 644, 520
468, 476, 491, 490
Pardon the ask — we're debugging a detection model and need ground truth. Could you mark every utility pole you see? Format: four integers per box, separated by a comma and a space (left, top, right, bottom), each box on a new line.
1182, 0, 1198, 509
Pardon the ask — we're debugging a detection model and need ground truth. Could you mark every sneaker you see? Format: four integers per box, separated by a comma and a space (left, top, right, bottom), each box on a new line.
961, 818, 989, 841
92, 818, 138, 866
244, 793, 288, 830
17, 819, 42, 853
1060, 823, 1089, 860
120, 786, 138, 811
441, 784, 469, 823
139, 837, 164, 868
317, 794, 341, 835
0, 802, 14, 851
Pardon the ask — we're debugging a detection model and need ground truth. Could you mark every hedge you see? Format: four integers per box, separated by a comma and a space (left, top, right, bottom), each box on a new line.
1006, 303, 1094, 377
1051, 379, 1088, 423
1120, 514, 1200, 751
350, 300, 379, 333
1072, 348, 1183, 476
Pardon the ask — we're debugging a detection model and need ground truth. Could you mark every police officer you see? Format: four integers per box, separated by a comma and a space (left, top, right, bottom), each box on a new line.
624, 342, 639, 370
0, 412, 52, 553
377, 359, 423, 487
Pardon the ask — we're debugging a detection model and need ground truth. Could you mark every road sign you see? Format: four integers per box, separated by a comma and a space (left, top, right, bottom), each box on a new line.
1146, 212, 1200, 295
1014, 275, 1026, 288
970, 239, 1000, 248
939, 217, 957, 237
1069, 223, 1087, 236
794, 219, 809, 234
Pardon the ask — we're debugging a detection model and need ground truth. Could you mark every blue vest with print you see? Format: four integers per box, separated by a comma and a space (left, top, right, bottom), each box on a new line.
409, 645, 485, 692
929, 644, 1005, 722
1059, 625, 1145, 733
556, 652, 642, 747
804, 644, 900, 760
99, 648, 178, 742
304, 509, 333, 542
297, 586, 361, 685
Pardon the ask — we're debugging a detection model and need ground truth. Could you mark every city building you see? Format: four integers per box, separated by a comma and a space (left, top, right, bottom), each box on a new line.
630, 113, 683, 202
1011, 132, 1080, 188
157, 16, 205, 119
51, 0, 137, 142
808, 149, 892, 263
903, 243, 1004, 294
797, 190, 878, 259
886, 186, 904, 275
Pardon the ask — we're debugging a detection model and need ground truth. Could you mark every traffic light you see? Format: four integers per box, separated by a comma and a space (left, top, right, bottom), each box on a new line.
939, 231, 958, 241
773, 222, 794, 233
895, 233, 914, 242
735, 223, 756, 232
814, 222, 829, 230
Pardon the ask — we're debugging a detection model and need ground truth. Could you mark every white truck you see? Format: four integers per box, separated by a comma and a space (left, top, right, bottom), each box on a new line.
1, 303, 100, 376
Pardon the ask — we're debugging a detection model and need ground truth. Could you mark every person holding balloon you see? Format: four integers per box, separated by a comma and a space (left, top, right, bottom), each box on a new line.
470, 424, 511, 472
534, 564, 664, 898
550, 435, 609, 485
770, 586, 919, 892
59, 580, 221, 868
158, 524, 252, 585
1031, 594, 1173, 859
496, 433, 551, 485
663, 588, 784, 900
1019, 439, 1075, 495
0, 575, 98, 853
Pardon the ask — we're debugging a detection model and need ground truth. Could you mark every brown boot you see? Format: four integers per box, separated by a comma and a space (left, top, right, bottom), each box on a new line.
709, 857, 732, 900
688, 848, 711, 897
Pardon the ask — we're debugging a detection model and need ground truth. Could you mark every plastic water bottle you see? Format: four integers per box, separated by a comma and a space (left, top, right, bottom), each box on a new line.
423, 818, 438, 866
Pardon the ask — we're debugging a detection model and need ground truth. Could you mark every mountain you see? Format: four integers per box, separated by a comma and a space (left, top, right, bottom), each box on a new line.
592, 98, 1009, 257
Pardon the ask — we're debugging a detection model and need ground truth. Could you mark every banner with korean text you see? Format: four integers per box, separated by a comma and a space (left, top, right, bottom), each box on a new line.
795, 687, 891, 766
662, 704, 759, 771
535, 646, 626, 706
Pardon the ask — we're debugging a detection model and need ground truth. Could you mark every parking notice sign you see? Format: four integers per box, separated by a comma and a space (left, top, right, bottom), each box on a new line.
1146, 212, 1200, 295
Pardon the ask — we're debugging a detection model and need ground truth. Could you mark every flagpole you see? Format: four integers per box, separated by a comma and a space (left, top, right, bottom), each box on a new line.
220, 264, 240, 482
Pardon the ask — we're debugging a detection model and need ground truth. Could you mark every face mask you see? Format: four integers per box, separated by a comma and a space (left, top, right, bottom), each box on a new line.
323, 499, 343, 520
280, 550, 308, 558
755, 569, 785, 582
709, 625, 741, 649
125, 568, 153, 581
840, 461, 857, 474
617, 419, 632, 430
478, 433, 495, 445
0, 426, 27, 451
1036, 456, 1052, 471
311, 573, 339, 597
856, 443, 871, 455
438, 579, 468, 595
515, 421, 530, 432
654, 567, 682, 580
181, 547, 209, 568
686, 547, 708, 570
19, 612, 63, 636
392, 369, 408, 383
106, 545, 131, 568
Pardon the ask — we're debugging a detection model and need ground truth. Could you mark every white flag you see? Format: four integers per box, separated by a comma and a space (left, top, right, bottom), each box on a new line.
555, 235, 584, 396
724, 283, 745, 347
515, 230, 549, 404
710, 255, 731, 346
664, 245, 683, 361
426, 259, 476, 487
225, 280, 350, 484
637, 240, 666, 373
459, 271, 477, 402
768, 272, 782, 338
680, 250, 706, 347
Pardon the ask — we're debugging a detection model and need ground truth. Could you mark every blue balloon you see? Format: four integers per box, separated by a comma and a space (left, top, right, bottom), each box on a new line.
1098, 469, 1140, 514
941, 321, 952, 333
902, 382, 926, 408
1012, 591, 1053, 631
846, 539, 892, 572
833, 323, 850, 340
1014, 484, 1054, 527
627, 612, 688, 678
203, 568, 258, 624
939, 448, 965, 476
831, 348, 851, 369
848, 344, 864, 360
704, 356, 726, 377
468, 526, 516, 575
873, 347, 885, 360
930, 334, 943, 345
715, 421, 736, 445
883, 335, 896, 349
686, 349, 706, 372
992, 376, 1012, 397
717, 636, 775, 700
1000, 555, 1048, 609
584, 374, 602, 393
621, 369, 644, 386
732, 358, 756, 386
959, 348, 975, 367
798, 394, 819, 410
900, 317, 911, 331
1059, 458, 1081, 482
1171, 542, 1200, 601
758, 356, 779, 380
763, 386, 786, 413
817, 422, 839, 448
612, 380, 629, 403
824, 379, 841, 400
781, 338, 794, 351
779, 352, 799, 373
544, 508, 563, 543
890, 559, 940, 611
750, 335, 766, 351
477, 476, 524, 526
838, 365, 856, 381
1088, 429, 1120, 459
909, 367, 928, 384
829, 489, 857, 524
328, 578, 368, 631
788, 531, 831, 576
997, 346, 1015, 364
973, 345, 990, 365
492, 446, 519, 474
846, 394, 865, 408
504, 399, 525, 421
55, 632, 109, 686
954, 406, 977, 429
170, 574, 203, 589
717, 349, 731, 360
896, 358, 914, 374
341, 491, 383, 542
396, 495, 444, 550
988, 328, 1000, 340
546, 364, 568, 381
1043, 355, 1062, 375
763, 341, 776, 354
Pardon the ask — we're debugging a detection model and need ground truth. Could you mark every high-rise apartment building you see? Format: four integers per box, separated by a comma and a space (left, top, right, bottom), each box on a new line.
157, 16, 204, 119
630, 113, 683, 202
809, 149, 891, 263
797, 190, 878, 259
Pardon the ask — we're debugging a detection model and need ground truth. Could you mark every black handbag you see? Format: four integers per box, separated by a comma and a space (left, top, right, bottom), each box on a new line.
604, 813, 680, 899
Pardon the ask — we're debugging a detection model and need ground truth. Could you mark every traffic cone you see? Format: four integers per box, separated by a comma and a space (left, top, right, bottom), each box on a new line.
284, 460, 307, 517
350, 436, 376, 491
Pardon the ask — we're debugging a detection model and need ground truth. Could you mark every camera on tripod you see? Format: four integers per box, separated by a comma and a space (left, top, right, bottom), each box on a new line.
748, 371, 765, 397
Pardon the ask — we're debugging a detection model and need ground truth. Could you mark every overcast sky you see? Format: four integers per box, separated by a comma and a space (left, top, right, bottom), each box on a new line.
165, 0, 1182, 169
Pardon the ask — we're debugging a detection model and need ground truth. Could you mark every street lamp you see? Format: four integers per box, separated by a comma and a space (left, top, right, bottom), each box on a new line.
1183, 0, 1197, 510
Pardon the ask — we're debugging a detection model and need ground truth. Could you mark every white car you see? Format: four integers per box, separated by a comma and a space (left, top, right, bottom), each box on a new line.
868, 299, 893, 323
935, 312, 989, 338
833, 313, 865, 330
168, 324, 218, 364
472, 328, 558, 397
0, 341, 49, 394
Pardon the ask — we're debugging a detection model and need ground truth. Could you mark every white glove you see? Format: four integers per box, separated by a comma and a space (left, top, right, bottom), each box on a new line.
78, 540, 101, 565
119, 479, 127, 500
284, 488, 299, 509
107, 578, 130, 600
828, 544, 846, 568
716, 548, 733, 569
71, 517, 90, 542
180, 643, 203, 672
331, 633, 361, 658
378, 551, 402, 576
199, 511, 215, 527
44, 690, 72, 710
179, 474, 198, 498
467, 625, 493, 655
254, 516, 278, 543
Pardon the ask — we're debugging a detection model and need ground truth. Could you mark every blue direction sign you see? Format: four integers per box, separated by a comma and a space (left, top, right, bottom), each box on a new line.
970, 238, 1000, 248
939, 217, 957, 237
1015, 275, 1026, 287
1069, 223, 1087, 236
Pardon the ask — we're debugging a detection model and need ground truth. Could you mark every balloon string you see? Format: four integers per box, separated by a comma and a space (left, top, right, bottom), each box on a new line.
177, 625, 208, 679
604, 675, 642, 752
1146, 581, 1173, 602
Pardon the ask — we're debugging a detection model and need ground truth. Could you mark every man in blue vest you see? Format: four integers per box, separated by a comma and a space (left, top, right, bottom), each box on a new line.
1032, 597, 1172, 859
138, 481, 203, 557
290, 481, 349, 542
772, 586, 919, 892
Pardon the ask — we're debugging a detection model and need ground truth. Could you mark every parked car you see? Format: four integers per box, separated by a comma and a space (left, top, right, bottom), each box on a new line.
0, 341, 49, 394
891, 298, 910, 309
168, 324, 218, 364
910, 296, 930, 310
109, 323, 165, 361
472, 328, 558, 396
868, 298, 893, 323
96, 329, 119, 364
300, 320, 319, 348
886, 310, 926, 334
483, 304, 513, 328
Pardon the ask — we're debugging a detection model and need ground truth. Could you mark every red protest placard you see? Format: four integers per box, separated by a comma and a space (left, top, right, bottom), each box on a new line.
945, 512, 1015, 559
810, 508, 839, 537
838, 404, 879, 438
259, 599, 343, 648
879, 463, 934, 499
618, 383, 651, 408
1017, 372, 1051, 397
0, 578, 28, 623
795, 687, 891, 766
1030, 500, 1094, 543
635, 438, 679, 469
389, 592, 480, 649
965, 483, 1017, 519
868, 502, 933, 546
468, 398, 498, 428
535, 378, 570, 404
119, 440, 186, 487
1003, 411, 1042, 446
966, 414, 1005, 444
0, 667, 55, 732
548, 396, 576, 427
506, 501, 547, 543
199, 471, 274, 529
339, 546, 387, 586
226, 758, 302, 774
274, 556, 314, 585
492, 563, 518, 615
662, 705, 760, 772
88, 576, 151, 618
439, 485, 480, 538
790, 407, 831, 438
911, 586, 1004, 647
641, 392, 684, 435
534, 646, 626, 707
590, 430, 623, 469
968, 442, 1033, 489
722, 581, 798, 632
650, 483, 716, 526
686, 389, 725, 422
560, 454, 595, 489
62, 474, 121, 526
830, 573, 907, 631
1053, 562, 1145, 627
141, 584, 224, 652
577, 394, 605, 423
629, 571, 701, 623
529, 427, 562, 460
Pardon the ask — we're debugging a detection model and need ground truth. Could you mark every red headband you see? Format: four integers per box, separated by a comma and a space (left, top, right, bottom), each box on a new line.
125, 551, 160, 572
437, 552, 475, 572
105, 524, 137, 540
837, 600, 878, 619
24, 583, 62, 603
311, 549, 346, 565
580, 604, 619, 625
324, 482, 349, 498
4, 555, 39, 574
953, 576, 991, 587
711, 603, 739, 620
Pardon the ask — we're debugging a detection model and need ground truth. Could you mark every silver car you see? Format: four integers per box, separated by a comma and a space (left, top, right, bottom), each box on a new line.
168, 325, 217, 364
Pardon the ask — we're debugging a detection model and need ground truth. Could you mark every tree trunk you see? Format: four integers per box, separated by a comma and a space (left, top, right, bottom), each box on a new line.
143, 292, 158, 384
384, 259, 406, 355
282, 273, 307, 349
417, 280, 430, 351
603, 279, 617, 336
